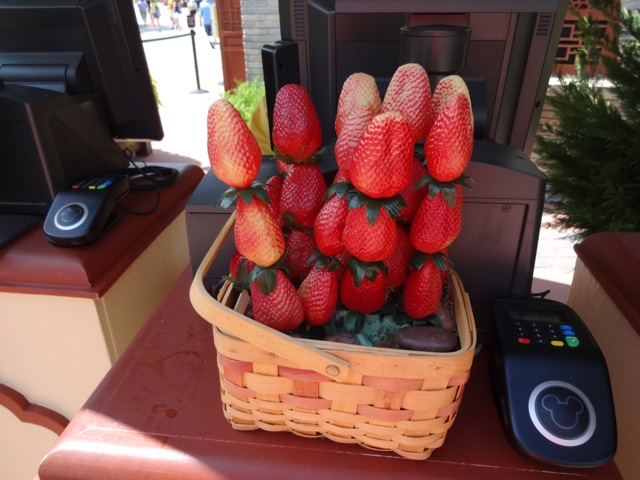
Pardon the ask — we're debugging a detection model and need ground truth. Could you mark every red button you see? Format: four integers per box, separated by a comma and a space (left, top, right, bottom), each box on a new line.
517, 337, 531, 344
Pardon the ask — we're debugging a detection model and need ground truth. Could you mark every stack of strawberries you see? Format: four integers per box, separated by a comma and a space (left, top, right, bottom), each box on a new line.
207, 63, 473, 349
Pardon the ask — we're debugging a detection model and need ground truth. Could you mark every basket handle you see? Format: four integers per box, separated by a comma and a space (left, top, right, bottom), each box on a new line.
189, 212, 352, 382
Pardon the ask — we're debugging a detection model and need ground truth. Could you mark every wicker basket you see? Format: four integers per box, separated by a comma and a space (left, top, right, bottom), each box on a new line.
189, 212, 477, 460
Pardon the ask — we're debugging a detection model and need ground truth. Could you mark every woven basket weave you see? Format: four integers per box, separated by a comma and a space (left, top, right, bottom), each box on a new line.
189, 212, 477, 460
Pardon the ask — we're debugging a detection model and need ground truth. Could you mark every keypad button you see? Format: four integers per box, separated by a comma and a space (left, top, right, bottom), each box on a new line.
565, 336, 580, 347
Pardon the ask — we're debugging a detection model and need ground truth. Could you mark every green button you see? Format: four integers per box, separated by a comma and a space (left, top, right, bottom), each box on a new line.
565, 336, 580, 347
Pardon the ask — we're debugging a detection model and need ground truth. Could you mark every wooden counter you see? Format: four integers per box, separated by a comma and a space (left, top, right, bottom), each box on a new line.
38, 267, 622, 480
0, 164, 203, 480
568, 232, 640, 479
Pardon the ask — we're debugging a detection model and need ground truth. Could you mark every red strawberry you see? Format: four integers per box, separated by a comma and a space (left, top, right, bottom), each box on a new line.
334, 73, 381, 179
339, 261, 386, 314
228, 250, 255, 278
207, 99, 263, 189
431, 75, 471, 118
335, 72, 381, 136
272, 84, 322, 162
403, 254, 445, 319
279, 163, 327, 229
425, 92, 474, 182
276, 158, 294, 174
334, 122, 365, 181
342, 204, 397, 262
350, 112, 414, 198
383, 225, 415, 288
332, 170, 349, 184
263, 174, 284, 225
283, 230, 316, 281
251, 269, 304, 332
298, 261, 340, 327
313, 193, 348, 257
381, 63, 434, 143
396, 156, 429, 224
235, 195, 285, 267
410, 184, 463, 254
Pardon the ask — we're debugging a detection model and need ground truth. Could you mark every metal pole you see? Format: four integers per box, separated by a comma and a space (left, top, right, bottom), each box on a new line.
190, 27, 208, 94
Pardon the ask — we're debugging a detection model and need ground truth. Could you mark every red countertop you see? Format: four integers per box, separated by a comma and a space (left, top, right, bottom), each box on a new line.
0, 164, 203, 298
37, 268, 622, 480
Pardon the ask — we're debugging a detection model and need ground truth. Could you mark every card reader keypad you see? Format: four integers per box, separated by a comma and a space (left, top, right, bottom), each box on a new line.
513, 320, 580, 347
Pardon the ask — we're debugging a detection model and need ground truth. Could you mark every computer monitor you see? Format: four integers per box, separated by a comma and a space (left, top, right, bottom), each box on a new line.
0, 0, 164, 217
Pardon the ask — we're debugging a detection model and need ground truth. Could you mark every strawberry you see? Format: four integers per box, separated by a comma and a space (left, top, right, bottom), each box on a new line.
383, 224, 415, 288
425, 92, 474, 183
235, 194, 285, 268
396, 157, 429, 224
342, 203, 397, 262
410, 184, 463, 254
279, 163, 327, 229
263, 174, 284, 225
403, 253, 447, 319
381, 63, 434, 143
335, 72, 381, 136
334, 73, 381, 179
283, 230, 316, 281
339, 259, 387, 314
228, 250, 255, 278
350, 112, 414, 199
431, 75, 471, 117
298, 258, 341, 327
313, 192, 348, 257
207, 99, 262, 189
251, 268, 304, 332
272, 84, 322, 162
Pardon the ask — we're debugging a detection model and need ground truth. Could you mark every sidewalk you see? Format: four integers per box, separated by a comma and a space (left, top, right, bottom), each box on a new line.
134, 11, 578, 303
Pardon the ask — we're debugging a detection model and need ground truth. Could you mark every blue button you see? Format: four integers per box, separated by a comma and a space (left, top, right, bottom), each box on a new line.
560, 324, 573, 330
562, 330, 576, 336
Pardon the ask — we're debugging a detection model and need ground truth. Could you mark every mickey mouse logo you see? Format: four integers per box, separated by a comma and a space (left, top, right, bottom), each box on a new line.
540, 393, 585, 430
529, 380, 596, 447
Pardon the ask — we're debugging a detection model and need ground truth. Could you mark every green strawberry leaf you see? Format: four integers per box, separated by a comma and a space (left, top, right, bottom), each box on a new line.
439, 186, 458, 207
248, 266, 278, 295
364, 201, 381, 225
273, 145, 326, 165
431, 252, 449, 271
282, 211, 301, 230
218, 187, 239, 209
409, 251, 451, 271
347, 257, 387, 287
380, 195, 406, 219
345, 311, 366, 333
325, 181, 353, 200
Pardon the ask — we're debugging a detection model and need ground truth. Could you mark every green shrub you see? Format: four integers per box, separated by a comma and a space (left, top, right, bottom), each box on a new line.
535, 0, 640, 240
222, 78, 265, 123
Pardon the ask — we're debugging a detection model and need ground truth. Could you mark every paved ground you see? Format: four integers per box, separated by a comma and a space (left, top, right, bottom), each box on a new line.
134, 9, 579, 304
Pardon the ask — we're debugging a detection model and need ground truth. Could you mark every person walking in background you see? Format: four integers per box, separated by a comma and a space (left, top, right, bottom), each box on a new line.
199, 0, 214, 48
137, 0, 149, 25
171, 0, 181, 30
187, 0, 198, 18
149, 0, 161, 31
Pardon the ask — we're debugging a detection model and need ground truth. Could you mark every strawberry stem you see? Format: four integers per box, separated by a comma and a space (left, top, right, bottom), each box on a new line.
347, 257, 388, 288
218, 182, 271, 209
410, 251, 452, 271
414, 174, 474, 207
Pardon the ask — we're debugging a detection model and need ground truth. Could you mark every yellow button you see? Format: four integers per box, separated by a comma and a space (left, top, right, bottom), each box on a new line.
551, 340, 564, 347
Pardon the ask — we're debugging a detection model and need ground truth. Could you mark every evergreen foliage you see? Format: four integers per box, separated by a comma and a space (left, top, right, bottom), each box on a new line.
535, 0, 640, 240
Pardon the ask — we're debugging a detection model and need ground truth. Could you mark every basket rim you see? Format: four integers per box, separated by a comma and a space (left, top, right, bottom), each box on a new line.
189, 212, 477, 380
